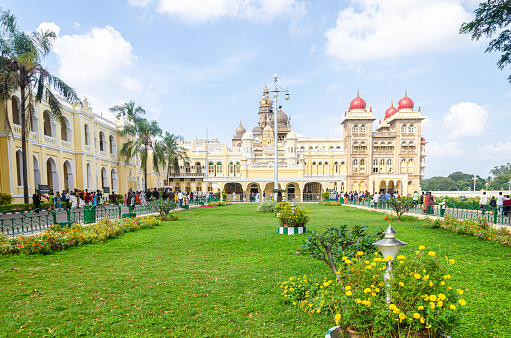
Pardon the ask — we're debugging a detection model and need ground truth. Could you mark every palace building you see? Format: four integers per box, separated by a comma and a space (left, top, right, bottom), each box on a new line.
168, 87, 426, 201
0, 85, 426, 203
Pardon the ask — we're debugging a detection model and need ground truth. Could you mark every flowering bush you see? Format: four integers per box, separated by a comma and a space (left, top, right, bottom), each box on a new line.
0, 216, 161, 255
281, 246, 467, 337
422, 215, 511, 246
257, 200, 277, 213
276, 202, 310, 227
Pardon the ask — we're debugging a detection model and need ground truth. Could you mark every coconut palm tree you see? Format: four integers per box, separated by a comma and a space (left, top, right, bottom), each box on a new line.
110, 101, 165, 192
161, 132, 189, 183
0, 9, 81, 203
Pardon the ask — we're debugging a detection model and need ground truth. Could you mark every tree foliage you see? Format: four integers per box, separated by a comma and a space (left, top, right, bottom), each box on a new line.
387, 198, 415, 221
490, 162, 511, 176
460, 1, 511, 83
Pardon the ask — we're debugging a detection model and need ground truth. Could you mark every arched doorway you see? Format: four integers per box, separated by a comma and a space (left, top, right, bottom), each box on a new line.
111, 169, 118, 193
46, 157, 59, 193
303, 182, 322, 201
286, 183, 301, 202
246, 183, 261, 202
63, 160, 74, 192
101, 167, 108, 189
388, 180, 395, 194
33, 155, 41, 189
264, 182, 282, 199
225, 182, 243, 201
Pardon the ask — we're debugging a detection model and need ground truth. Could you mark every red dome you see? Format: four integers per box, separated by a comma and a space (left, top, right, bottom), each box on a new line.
398, 90, 414, 110
350, 91, 366, 110
384, 101, 398, 119
421, 137, 425, 142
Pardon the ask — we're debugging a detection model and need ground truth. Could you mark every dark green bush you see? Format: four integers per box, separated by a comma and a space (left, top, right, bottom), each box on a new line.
0, 193, 13, 205
0, 202, 51, 212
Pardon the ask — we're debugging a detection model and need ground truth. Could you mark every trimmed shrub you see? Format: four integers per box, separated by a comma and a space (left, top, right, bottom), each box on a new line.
0, 193, 13, 205
257, 200, 277, 213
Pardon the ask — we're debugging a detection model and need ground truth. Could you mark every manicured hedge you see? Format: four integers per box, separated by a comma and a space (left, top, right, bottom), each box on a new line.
0, 202, 52, 212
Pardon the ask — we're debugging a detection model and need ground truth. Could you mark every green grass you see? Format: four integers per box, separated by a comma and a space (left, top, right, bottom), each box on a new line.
0, 204, 510, 337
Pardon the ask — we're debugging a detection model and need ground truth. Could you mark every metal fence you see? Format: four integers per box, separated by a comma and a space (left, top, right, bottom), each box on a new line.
342, 198, 511, 226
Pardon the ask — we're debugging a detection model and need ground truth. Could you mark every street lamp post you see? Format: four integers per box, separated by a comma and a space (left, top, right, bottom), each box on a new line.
472, 175, 477, 197
373, 225, 408, 304
269, 74, 290, 201
508, 179, 511, 195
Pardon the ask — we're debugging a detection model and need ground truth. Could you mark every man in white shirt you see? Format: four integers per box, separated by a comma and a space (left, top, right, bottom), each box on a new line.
496, 192, 504, 214
373, 192, 379, 207
480, 192, 489, 215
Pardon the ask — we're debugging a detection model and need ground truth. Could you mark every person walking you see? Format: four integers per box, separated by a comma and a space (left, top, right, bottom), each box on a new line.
32, 190, 41, 213
232, 192, 236, 202
480, 192, 489, 215
56, 191, 62, 209
497, 192, 504, 214
140, 191, 147, 206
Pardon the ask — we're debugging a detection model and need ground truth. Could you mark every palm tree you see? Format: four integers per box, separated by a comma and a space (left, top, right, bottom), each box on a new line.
161, 132, 189, 184
0, 9, 81, 202
110, 101, 165, 192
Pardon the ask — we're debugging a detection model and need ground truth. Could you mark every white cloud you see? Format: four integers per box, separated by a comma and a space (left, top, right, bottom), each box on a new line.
48, 24, 140, 115
426, 141, 464, 157
309, 45, 317, 54
325, 0, 474, 61
443, 102, 489, 139
150, 0, 309, 23
127, 0, 152, 6
477, 142, 511, 158
326, 83, 338, 91
37, 22, 60, 36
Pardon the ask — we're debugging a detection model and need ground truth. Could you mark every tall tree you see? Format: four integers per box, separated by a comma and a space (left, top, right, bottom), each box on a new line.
161, 132, 189, 184
110, 101, 165, 192
0, 9, 81, 202
460, 1, 511, 83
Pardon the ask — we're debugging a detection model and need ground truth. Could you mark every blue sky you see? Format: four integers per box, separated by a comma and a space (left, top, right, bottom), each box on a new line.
3, 0, 510, 179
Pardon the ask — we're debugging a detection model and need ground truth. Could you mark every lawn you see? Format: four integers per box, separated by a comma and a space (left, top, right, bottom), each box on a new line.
0, 204, 510, 337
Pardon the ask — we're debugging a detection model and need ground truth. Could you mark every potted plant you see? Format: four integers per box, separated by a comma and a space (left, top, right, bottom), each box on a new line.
277, 202, 310, 235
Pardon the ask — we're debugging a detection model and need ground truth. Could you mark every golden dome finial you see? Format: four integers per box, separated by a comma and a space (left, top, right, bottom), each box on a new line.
391, 100, 394, 107
404, 89, 408, 97
357, 89, 360, 97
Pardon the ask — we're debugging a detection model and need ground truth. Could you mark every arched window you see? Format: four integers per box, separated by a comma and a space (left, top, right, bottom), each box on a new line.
409, 124, 414, 133
235, 161, 241, 174
353, 159, 358, 165
387, 142, 394, 151
408, 158, 414, 173
401, 141, 407, 151
360, 159, 365, 173
16, 150, 23, 186
336, 146, 341, 149
329, 146, 334, 150
300, 146, 305, 150
360, 124, 366, 133
401, 159, 407, 173
353, 125, 359, 133
216, 161, 222, 175
12, 96, 20, 126
334, 161, 339, 174
309, 146, 313, 150
229, 161, 234, 174
109, 135, 116, 154
408, 141, 415, 151
84, 124, 90, 146
374, 142, 379, 152
401, 125, 407, 133
99, 131, 105, 152
387, 159, 392, 166
380, 159, 385, 166
208, 161, 214, 174
360, 142, 366, 151
353, 141, 359, 152
195, 161, 202, 173
373, 159, 378, 173
353, 159, 358, 173
43, 110, 54, 137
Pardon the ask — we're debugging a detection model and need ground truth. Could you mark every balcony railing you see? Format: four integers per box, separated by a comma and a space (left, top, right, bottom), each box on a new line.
168, 173, 205, 177
44, 136, 56, 145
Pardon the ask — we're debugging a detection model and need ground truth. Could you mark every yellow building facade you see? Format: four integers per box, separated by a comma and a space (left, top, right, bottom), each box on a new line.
0, 93, 166, 203
0, 86, 426, 203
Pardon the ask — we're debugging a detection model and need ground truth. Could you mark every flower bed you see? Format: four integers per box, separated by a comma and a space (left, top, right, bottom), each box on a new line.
0, 216, 161, 255
281, 247, 466, 337
422, 215, 511, 246
276, 202, 310, 227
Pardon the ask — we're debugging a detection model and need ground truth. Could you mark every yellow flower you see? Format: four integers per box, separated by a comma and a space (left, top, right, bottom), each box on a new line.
399, 313, 406, 320
428, 251, 436, 256
346, 291, 352, 296
444, 274, 451, 279
457, 289, 464, 295
438, 293, 446, 300
364, 288, 371, 294
428, 281, 433, 287
375, 288, 380, 292
323, 282, 329, 287
423, 275, 430, 280
413, 313, 420, 319
449, 258, 455, 264
414, 273, 421, 279
418, 306, 424, 310
345, 259, 352, 264
397, 255, 406, 260
437, 301, 443, 307
440, 281, 445, 286
425, 325, 432, 329
357, 251, 364, 256
335, 313, 341, 321
419, 245, 425, 250
430, 295, 437, 301
430, 302, 435, 309
459, 299, 466, 306
389, 304, 397, 310
317, 308, 321, 313
393, 308, 400, 314
450, 304, 456, 310
345, 286, 351, 291
355, 299, 361, 304
420, 317, 425, 324
342, 256, 347, 260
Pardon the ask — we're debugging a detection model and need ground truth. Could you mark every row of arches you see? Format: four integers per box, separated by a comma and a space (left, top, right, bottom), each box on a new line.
14, 151, 119, 193
83, 125, 116, 154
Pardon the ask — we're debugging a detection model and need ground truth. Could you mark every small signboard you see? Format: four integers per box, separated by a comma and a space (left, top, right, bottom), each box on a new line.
39, 184, 50, 194
103, 186, 110, 193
